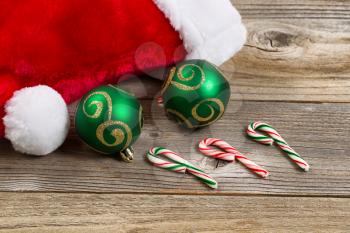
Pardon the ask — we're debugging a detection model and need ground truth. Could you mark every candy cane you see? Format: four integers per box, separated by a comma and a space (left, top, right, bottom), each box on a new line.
157, 96, 164, 105
147, 147, 218, 189
198, 138, 269, 178
247, 121, 310, 171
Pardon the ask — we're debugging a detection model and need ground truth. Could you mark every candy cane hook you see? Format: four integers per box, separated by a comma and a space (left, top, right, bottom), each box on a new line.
198, 138, 269, 178
146, 147, 218, 189
247, 121, 310, 171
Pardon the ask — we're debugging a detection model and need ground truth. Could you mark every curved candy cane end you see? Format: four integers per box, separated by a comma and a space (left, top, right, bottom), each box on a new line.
261, 171, 270, 178
246, 127, 274, 146
247, 134, 274, 146
303, 164, 310, 172
150, 147, 162, 154
258, 138, 274, 146
206, 179, 218, 189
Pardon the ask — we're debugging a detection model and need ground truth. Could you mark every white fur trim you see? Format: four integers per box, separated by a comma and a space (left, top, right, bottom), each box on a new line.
4, 85, 70, 156
153, 0, 247, 65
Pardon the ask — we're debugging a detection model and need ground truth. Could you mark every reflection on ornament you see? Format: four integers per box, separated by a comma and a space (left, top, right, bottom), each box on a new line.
96, 120, 132, 149
170, 64, 205, 91
191, 98, 225, 124
138, 105, 143, 131
166, 109, 193, 129
83, 91, 112, 119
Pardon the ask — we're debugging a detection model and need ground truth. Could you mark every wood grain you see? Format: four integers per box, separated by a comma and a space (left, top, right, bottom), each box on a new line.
0, 192, 349, 233
1, 100, 349, 195
1, 1, 350, 232
234, 0, 350, 20
226, 0, 350, 103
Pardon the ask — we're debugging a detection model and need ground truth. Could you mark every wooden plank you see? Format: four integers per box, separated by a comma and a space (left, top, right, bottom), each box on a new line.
0, 192, 349, 233
0, 100, 349, 195
0, 0, 349, 196
234, 0, 350, 20
223, 0, 350, 103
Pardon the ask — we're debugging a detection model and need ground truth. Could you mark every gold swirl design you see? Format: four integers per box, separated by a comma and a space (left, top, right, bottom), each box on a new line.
161, 67, 176, 95
192, 98, 225, 126
161, 62, 227, 97
171, 64, 206, 91
166, 98, 225, 128
83, 90, 133, 149
83, 92, 112, 119
96, 120, 132, 149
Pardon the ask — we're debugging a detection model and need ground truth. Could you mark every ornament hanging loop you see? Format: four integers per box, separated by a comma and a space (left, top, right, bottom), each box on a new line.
120, 147, 134, 163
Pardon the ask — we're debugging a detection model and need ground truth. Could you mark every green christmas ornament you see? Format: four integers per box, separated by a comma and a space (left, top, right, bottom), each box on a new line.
75, 85, 143, 162
161, 60, 230, 128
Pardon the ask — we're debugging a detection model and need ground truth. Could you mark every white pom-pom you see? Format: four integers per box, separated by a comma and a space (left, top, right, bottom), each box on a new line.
3, 85, 70, 156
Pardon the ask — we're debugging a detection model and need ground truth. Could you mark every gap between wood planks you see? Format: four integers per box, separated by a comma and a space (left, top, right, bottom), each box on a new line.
0, 190, 349, 198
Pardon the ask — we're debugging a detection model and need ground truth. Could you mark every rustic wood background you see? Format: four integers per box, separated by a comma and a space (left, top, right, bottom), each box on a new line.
1, 0, 349, 232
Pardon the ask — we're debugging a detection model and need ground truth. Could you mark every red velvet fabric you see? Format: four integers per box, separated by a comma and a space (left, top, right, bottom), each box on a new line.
0, 73, 22, 137
0, 0, 186, 137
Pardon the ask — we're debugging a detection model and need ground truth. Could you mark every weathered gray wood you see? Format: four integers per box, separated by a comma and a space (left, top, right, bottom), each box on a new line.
1, 1, 350, 231
0, 192, 349, 233
1, 100, 349, 195
234, 0, 350, 20
224, 0, 350, 103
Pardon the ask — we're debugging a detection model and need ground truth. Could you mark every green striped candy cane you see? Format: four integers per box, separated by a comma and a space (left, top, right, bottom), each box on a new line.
146, 147, 218, 189
247, 122, 310, 171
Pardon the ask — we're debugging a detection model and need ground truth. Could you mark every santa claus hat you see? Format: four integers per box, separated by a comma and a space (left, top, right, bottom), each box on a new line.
154, 0, 246, 65
0, 0, 246, 156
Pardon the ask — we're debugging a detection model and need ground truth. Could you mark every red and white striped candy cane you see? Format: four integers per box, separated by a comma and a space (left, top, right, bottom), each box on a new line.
198, 138, 269, 178
247, 121, 310, 171
157, 96, 164, 105
147, 147, 218, 189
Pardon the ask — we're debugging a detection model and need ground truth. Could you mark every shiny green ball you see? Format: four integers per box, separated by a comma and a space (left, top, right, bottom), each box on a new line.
161, 60, 230, 128
75, 85, 143, 154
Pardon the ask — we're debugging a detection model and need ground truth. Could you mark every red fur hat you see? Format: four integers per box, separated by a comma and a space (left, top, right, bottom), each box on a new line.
0, 0, 246, 155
